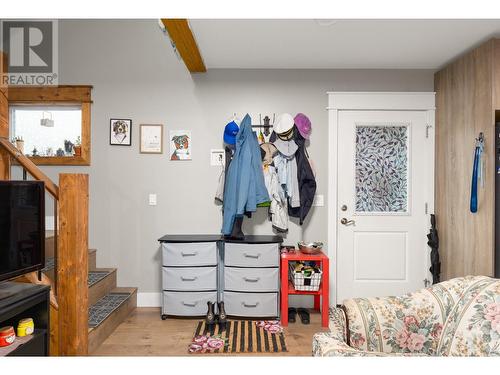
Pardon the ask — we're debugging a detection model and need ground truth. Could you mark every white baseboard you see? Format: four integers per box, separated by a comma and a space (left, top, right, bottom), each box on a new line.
137, 292, 161, 307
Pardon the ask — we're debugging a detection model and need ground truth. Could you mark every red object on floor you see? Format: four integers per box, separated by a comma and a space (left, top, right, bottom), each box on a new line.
280, 250, 330, 327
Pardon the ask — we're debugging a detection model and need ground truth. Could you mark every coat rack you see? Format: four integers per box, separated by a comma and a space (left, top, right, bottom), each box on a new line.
250, 114, 276, 136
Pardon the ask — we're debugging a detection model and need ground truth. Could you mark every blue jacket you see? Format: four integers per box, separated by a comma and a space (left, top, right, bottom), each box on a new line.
222, 114, 270, 234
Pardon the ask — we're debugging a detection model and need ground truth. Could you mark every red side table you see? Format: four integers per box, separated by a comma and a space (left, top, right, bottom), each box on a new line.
280, 250, 329, 327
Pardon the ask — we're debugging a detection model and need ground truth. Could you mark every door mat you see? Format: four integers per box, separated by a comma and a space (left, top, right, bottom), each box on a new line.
88, 293, 130, 328
189, 320, 287, 354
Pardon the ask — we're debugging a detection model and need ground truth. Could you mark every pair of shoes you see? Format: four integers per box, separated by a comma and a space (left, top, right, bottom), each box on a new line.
206, 301, 227, 326
288, 307, 310, 324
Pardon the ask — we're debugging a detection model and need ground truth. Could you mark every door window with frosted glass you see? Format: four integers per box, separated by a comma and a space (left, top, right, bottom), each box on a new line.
355, 124, 409, 213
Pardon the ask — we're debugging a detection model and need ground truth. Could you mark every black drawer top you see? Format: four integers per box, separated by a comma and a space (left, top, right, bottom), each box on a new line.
224, 235, 283, 244
158, 234, 283, 244
158, 234, 222, 243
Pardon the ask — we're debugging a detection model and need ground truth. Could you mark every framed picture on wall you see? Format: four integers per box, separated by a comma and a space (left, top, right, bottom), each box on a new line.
110, 118, 132, 146
169, 130, 192, 160
140, 124, 163, 154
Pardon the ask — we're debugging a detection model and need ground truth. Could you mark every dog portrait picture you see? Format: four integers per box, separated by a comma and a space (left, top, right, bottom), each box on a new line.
140, 124, 163, 154
169, 130, 192, 160
110, 118, 132, 146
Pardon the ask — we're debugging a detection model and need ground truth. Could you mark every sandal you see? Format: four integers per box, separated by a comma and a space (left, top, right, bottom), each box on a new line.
288, 307, 297, 323
297, 308, 310, 324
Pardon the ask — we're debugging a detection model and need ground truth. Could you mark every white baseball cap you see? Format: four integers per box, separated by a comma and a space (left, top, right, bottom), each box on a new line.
274, 113, 294, 135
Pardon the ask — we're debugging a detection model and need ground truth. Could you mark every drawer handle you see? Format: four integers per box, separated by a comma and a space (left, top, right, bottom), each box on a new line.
243, 277, 260, 283
181, 276, 198, 282
181, 251, 198, 257
242, 302, 259, 308
243, 252, 261, 259
182, 301, 198, 307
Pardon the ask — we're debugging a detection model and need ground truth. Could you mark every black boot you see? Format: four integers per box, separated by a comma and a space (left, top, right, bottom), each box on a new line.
227, 216, 244, 240
218, 301, 227, 325
206, 301, 216, 326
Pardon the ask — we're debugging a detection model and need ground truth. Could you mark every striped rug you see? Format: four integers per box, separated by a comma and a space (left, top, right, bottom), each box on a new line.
191, 320, 288, 354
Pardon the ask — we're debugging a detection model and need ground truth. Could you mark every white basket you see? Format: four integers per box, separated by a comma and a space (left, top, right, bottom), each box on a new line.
289, 263, 322, 291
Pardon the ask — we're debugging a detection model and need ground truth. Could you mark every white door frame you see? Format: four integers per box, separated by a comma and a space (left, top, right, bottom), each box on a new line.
327, 92, 436, 305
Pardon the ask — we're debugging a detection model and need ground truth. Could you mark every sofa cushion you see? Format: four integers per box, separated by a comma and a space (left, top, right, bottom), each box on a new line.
342, 276, 490, 355
437, 277, 500, 356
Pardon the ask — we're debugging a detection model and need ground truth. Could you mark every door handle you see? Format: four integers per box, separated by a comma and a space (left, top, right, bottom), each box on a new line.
340, 218, 355, 226
182, 301, 197, 307
242, 302, 259, 308
243, 277, 260, 283
243, 252, 261, 259
181, 251, 198, 257
181, 276, 198, 281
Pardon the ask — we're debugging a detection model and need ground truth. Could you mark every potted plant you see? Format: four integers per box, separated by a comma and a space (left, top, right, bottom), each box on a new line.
73, 136, 82, 157
12, 136, 24, 154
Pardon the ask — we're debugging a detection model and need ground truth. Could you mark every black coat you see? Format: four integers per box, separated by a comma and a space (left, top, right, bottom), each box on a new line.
288, 129, 317, 224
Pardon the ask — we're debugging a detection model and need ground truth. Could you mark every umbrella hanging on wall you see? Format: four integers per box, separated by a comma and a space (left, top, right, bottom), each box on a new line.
470, 132, 485, 213
427, 214, 441, 284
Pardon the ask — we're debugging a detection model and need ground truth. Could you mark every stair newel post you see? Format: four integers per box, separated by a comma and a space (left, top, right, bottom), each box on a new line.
58, 173, 89, 355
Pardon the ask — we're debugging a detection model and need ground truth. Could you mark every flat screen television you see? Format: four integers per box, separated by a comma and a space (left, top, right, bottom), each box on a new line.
0, 181, 45, 282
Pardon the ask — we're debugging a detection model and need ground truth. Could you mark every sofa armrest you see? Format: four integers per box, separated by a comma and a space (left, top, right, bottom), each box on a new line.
328, 306, 348, 341
313, 306, 387, 357
312, 332, 389, 357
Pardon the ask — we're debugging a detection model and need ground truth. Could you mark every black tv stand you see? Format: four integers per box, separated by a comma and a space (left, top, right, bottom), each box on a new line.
0, 281, 50, 356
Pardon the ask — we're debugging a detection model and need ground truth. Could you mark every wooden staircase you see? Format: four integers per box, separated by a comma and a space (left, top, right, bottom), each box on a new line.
43, 235, 137, 354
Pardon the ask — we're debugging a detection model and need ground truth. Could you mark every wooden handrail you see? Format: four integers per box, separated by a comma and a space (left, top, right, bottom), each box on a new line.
0, 137, 59, 199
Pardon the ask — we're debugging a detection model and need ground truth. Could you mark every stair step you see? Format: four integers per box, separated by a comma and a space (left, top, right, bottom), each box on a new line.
88, 269, 117, 306
88, 288, 137, 354
88, 249, 97, 271
42, 248, 98, 275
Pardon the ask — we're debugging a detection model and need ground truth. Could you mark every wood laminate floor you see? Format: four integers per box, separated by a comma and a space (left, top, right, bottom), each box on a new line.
91, 307, 327, 356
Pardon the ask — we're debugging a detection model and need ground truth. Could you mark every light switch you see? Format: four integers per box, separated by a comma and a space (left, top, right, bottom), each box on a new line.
313, 194, 324, 207
210, 149, 225, 166
149, 194, 157, 206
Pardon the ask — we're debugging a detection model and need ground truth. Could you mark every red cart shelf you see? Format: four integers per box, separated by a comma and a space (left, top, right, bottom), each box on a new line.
280, 250, 329, 327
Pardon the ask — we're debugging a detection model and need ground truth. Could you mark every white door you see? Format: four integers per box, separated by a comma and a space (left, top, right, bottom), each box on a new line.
337, 110, 432, 302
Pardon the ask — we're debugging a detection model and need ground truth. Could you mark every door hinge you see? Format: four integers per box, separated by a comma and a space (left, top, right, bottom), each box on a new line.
425, 202, 428, 214
425, 124, 433, 139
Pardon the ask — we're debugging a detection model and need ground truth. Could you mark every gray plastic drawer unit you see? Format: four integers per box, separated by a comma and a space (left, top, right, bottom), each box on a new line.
223, 291, 278, 317
158, 235, 282, 319
162, 266, 217, 291
162, 242, 217, 267
162, 291, 218, 316
224, 267, 279, 292
224, 242, 280, 267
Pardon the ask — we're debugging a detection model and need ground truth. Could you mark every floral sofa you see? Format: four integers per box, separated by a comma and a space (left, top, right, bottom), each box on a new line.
313, 276, 500, 356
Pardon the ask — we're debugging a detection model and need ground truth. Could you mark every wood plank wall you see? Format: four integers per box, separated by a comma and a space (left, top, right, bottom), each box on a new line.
435, 39, 496, 279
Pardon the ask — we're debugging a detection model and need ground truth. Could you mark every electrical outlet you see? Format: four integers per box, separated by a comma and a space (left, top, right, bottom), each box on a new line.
210, 149, 225, 166
149, 194, 157, 206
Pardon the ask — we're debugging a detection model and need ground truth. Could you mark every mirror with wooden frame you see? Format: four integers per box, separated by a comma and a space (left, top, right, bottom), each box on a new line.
8, 85, 92, 166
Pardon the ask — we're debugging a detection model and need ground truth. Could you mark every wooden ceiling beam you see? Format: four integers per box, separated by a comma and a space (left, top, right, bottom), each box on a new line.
161, 19, 207, 73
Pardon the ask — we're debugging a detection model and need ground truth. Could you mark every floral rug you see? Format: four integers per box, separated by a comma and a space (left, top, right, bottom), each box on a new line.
189, 320, 287, 354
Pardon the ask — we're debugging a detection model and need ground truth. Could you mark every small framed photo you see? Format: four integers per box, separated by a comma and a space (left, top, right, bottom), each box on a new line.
170, 130, 192, 160
140, 124, 163, 154
110, 119, 132, 146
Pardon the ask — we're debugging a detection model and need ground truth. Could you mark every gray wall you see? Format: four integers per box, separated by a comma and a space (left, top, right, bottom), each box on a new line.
21, 20, 434, 301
